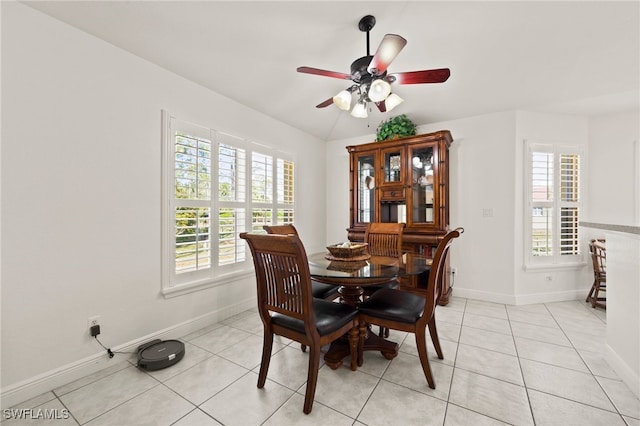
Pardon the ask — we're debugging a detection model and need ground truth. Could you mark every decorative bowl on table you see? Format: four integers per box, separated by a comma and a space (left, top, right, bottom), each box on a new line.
325, 242, 370, 261
327, 260, 368, 272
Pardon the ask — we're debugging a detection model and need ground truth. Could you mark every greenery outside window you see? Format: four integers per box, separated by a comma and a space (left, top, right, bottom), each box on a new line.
162, 111, 295, 295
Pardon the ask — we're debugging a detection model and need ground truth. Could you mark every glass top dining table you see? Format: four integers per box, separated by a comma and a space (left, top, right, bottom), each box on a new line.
307, 251, 432, 369
307, 252, 432, 287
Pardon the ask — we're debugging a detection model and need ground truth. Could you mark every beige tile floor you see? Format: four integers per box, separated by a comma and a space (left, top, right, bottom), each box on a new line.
5, 298, 640, 425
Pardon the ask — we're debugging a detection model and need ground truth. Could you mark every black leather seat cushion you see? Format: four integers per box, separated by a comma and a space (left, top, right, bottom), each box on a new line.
312, 281, 339, 299
358, 288, 425, 324
272, 299, 357, 336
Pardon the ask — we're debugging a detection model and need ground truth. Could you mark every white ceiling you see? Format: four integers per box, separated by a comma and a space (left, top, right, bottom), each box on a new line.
23, 1, 640, 141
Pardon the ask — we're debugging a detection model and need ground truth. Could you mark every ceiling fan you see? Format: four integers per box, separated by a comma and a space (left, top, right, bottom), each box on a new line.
297, 15, 450, 118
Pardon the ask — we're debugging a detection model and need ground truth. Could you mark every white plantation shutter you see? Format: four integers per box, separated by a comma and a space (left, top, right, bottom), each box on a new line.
218, 207, 246, 265
525, 141, 583, 268
162, 111, 295, 294
217, 133, 247, 267
277, 159, 295, 225
175, 207, 211, 273
170, 119, 214, 281
252, 152, 273, 203
249, 153, 295, 233
559, 154, 580, 255
531, 150, 554, 256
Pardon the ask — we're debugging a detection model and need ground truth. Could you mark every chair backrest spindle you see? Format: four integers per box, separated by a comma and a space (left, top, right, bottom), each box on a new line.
241, 233, 312, 323
364, 222, 405, 257
589, 239, 606, 279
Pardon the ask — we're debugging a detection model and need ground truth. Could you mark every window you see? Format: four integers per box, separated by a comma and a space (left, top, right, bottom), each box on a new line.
162, 111, 295, 295
525, 141, 583, 269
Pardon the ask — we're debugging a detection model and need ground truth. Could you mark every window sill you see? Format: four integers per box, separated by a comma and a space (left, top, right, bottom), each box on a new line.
162, 270, 254, 299
523, 262, 587, 273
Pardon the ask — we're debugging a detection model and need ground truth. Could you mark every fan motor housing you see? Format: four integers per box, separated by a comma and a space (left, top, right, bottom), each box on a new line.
350, 56, 373, 80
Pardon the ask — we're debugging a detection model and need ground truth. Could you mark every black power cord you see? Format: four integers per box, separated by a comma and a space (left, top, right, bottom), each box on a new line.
94, 336, 115, 358
91, 327, 135, 359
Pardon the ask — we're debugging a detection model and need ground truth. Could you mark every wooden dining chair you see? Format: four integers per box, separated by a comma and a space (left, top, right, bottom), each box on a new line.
361, 222, 406, 337
357, 227, 463, 389
364, 222, 405, 257
586, 239, 606, 309
239, 232, 359, 414
362, 222, 405, 297
263, 224, 340, 301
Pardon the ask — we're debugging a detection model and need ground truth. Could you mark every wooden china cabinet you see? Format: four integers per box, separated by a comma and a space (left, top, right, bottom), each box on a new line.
346, 130, 454, 305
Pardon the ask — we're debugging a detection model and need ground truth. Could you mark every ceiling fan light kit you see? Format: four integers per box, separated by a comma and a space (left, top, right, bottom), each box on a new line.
351, 101, 369, 118
384, 93, 404, 110
333, 90, 352, 110
297, 15, 450, 118
368, 79, 391, 102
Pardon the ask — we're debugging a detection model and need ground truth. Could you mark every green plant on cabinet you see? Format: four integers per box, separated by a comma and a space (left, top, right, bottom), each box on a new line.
376, 114, 417, 142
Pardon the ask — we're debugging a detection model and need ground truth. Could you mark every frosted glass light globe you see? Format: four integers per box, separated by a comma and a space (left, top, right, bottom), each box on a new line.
368, 79, 391, 102
332, 90, 352, 110
351, 102, 368, 118
385, 93, 404, 111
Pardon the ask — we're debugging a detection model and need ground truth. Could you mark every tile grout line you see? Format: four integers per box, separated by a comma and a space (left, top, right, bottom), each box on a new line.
541, 302, 627, 421
442, 298, 521, 425
351, 331, 401, 423
441, 297, 465, 426
508, 302, 538, 425
551, 302, 629, 421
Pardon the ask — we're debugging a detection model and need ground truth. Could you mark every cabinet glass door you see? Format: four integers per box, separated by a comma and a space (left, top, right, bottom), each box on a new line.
410, 145, 436, 224
357, 153, 376, 224
382, 148, 403, 185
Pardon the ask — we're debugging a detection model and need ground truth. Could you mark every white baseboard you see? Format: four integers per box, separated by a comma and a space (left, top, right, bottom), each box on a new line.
513, 289, 585, 305
453, 287, 585, 306
606, 344, 640, 399
0, 297, 256, 409
453, 287, 516, 304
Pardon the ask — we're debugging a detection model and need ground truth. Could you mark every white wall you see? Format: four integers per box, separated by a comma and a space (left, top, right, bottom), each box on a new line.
586, 110, 640, 226
325, 134, 370, 247
420, 113, 518, 303
605, 230, 640, 398
1, 3, 326, 405
585, 109, 640, 398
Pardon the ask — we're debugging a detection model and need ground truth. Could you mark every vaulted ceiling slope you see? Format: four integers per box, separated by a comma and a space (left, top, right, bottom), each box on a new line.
24, 1, 640, 141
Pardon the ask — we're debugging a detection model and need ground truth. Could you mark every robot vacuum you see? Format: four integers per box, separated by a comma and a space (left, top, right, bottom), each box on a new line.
137, 339, 185, 371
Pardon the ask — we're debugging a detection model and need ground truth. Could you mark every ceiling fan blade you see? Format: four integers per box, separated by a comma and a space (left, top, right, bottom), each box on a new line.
367, 34, 407, 76
297, 66, 351, 80
316, 98, 334, 108
375, 101, 387, 113
388, 68, 451, 85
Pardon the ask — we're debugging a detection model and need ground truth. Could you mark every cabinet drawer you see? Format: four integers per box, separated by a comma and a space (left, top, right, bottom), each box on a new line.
380, 186, 405, 201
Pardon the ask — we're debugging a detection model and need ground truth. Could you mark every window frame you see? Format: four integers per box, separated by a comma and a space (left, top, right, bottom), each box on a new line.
523, 140, 585, 271
161, 111, 295, 297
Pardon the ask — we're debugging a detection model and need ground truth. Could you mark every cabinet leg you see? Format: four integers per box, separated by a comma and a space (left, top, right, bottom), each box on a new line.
438, 286, 453, 306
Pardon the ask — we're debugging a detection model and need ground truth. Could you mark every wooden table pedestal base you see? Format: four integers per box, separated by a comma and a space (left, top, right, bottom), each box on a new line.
314, 279, 400, 370
324, 327, 398, 370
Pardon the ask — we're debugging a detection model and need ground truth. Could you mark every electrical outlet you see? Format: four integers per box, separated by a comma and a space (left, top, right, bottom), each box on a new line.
482, 208, 494, 218
451, 267, 457, 275
88, 316, 100, 330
